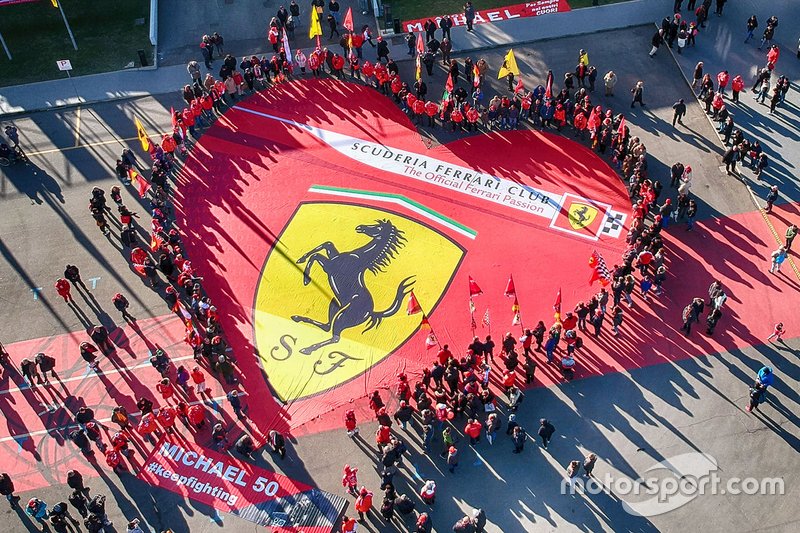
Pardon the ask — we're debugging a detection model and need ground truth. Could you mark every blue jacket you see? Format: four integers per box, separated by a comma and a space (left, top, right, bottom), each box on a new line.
758, 367, 774, 387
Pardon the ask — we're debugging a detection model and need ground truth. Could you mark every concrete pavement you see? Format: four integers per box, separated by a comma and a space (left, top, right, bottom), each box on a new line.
0, 0, 667, 116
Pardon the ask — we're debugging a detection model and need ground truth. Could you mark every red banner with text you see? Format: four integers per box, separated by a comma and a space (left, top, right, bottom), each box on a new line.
403, 0, 571, 33
138, 437, 347, 531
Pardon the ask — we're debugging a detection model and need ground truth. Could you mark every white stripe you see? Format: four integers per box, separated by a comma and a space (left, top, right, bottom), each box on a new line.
0, 355, 196, 397
309, 187, 477, 239
0, 392, 247, 444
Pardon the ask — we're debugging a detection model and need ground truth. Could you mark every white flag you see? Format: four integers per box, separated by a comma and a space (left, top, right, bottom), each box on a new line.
282, 29, 293, 64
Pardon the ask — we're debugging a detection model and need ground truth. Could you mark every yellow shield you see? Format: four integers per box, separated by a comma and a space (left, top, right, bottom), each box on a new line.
568, 203, 598, 230
254, 202, 465, 402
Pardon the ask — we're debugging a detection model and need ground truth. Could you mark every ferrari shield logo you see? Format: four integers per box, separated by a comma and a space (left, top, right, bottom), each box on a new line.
568, 203, 598, 230
254, 202, 465, 402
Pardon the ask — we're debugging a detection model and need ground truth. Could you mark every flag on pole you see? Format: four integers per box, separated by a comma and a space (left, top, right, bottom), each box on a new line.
282, 29, 293, 63
170, 106, 177, 128
426, 332, 438, 349
407, 291, 422, 315
589, 250, 612, 286
309, 7, 323, 40
127, 168, 151, 198
553, 288, 562, 321
617, 115, 627, 139
149, 232, 163, 252
544, 70, 554, 99
512, 296, 521, 326
134, 116, 151, 152
420, 314, 431, 330
471, 314, 477, 331
482, 308, 491, 328
342, 7, 354, 32
468, 276, 483, 296
469, 298, 476, 314
416, 55, 422, 80
416, 32, 425, 55
442, 73, 454, 101
504, 275, 516, 298
473, 64, 481, 88
497, 49, 520, 79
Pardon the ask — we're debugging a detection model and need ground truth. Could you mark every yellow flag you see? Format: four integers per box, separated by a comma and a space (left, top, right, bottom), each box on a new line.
309, 8, 323, 40
134, 116, 150, 152
497, 49, 520, 79
51, 0, 58, 7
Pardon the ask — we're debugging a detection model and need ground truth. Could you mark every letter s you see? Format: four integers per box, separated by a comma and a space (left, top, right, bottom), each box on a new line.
270, 335, 296, 361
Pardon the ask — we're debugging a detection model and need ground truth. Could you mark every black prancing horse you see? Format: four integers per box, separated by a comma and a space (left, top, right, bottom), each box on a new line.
292, 219, 415, 355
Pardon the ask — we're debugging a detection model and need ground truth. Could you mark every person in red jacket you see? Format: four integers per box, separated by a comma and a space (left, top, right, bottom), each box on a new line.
137, 412, 159, 444
181, 108, 197, 138
375, 424, 391, 451
730, 74, 744, 103
466, 106, 480, 131
157, 406, 177, 434
308, 51, 321, 77
573, 111, 588, 139
188, 404, 205, 430
716, 70, 729, 96
331, 53, 345, 79
354, 486, 373, 522
342, 465, 358, 496
361, 60, 374, 81
464, 418, 482, 444
412, 98, 425, 124
425, 100, 439, 127
450, 107, 464, 132
341, 515, 358, 532
156, 378, 175, 402
55, 278, 73, 303
349, 55, 360, 79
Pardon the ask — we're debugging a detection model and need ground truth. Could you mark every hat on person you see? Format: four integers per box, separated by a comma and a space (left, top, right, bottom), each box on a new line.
449, 446, 456, 454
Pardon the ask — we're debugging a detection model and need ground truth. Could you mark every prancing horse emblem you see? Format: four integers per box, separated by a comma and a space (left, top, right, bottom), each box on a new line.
292, 219, 415, 355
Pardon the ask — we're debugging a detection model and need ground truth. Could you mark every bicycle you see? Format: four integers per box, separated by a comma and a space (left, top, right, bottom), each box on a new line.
0, 146, 28, 167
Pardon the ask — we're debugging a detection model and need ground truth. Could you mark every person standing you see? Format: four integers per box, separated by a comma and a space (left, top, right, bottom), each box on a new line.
731, 75, 744, 102
583, 453, 597, 477
785, 224, 797, 250
765, 185, 779, 213
649, 29, 664, 58
767, 323, 785, 342
537, 418, 555, 449
439, 15, 453, 41
566, 460, 582, 490
672, 98, 686, 126
706, 308, 722, 335
630, 81, 645, 108
55, 278, 73, 303
745, 15, 758, 43
0, 473, 18, 506
611, 305, 624, 336
447, 445, 459, 473
603, 70, 617, 96
769, 245, 787, 273
464, 2, 476, 32
26, 498, 49, 527
722, 145, 738, 175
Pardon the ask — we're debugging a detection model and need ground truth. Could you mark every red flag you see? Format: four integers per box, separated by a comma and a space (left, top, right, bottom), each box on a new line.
136, 174, 152, 198
514, 76, 524, 93
425, 332, 438, 349
588, 106, 601, 130
473, 64, 481, 88
553, 288, 562, 321
544, 70, 553, 99
589, 250, 612, 286
617, 115, 627, 139
342, 7, 354, 32
170, 106, 177, 128
149, 232, 163, 252
416, 32, 425, 55
445, 73, 454, 95
504, 275, 516, 298
407, 291, 422, 315
420, 314, 431, 330
468, 276, 482, 296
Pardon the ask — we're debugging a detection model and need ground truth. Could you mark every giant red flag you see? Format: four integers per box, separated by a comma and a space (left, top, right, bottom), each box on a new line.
504, 275, 516, 298
468, 276, 483, 296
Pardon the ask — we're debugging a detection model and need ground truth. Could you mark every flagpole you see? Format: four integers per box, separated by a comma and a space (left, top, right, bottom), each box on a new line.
512, 274, 525, 333
420, 304, 443, 350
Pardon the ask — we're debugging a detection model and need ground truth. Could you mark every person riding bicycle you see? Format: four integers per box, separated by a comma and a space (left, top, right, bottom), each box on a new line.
0, 143, 13, 162
4, 125, 19, 148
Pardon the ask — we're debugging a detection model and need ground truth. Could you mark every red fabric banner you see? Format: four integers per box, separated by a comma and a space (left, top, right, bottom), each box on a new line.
138, 437, 347, 531
0, 0, 39, 6
402, 0, 571, 33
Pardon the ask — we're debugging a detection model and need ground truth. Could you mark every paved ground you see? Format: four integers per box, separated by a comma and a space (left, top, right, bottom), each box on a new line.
1, 3, 799, 533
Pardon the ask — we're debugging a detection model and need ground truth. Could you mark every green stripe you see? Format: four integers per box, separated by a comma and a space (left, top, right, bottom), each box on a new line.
309, 185, 477, 237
